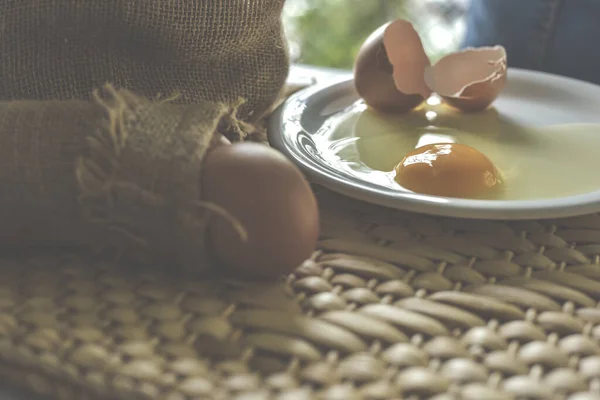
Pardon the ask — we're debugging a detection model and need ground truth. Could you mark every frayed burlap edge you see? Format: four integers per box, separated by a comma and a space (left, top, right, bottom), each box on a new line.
75, 84, 251, 273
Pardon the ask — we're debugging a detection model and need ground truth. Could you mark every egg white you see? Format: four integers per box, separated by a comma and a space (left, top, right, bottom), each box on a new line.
318, 100, 600, 201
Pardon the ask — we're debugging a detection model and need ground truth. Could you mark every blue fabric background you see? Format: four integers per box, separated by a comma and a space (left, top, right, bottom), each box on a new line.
463, 0, 600, 84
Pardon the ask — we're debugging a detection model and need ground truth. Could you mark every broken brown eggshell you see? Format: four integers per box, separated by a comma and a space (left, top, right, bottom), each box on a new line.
354, 19, 508, 114
353, 20, 431, 114
424, 46, 508, 112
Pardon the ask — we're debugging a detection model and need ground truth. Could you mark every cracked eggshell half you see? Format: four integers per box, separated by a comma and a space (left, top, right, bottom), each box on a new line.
353, 20, 432, 114
424, 45, 507, 112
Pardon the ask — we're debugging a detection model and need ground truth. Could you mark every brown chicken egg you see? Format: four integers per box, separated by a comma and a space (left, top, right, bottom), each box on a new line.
202, 142, 319, 280
424, 46, 507, 112
354, 20, 431, 114
394, 143, 501, 199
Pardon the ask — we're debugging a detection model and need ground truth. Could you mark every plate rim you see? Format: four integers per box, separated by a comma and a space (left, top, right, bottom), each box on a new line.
268, 67, 600, 220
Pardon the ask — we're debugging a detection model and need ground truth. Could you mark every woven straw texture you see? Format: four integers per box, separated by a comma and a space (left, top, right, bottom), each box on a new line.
2, 183, 600, 400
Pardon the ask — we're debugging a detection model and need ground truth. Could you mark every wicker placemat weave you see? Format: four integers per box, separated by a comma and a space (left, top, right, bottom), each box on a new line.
1, 184, 600, 400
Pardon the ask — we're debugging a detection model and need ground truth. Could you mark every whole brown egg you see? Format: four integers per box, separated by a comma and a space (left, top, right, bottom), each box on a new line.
202, 142, 319, 280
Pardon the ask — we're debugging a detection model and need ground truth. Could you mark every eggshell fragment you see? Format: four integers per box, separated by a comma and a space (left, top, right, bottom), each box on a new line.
383, 19, 432, 99
202, 142, 319, 281
424, 46, 507, 112
353, 20, 431, 114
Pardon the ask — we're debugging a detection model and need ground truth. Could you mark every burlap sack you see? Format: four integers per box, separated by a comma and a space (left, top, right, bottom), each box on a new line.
0, 1, 290, 272
0, 0, 289, 122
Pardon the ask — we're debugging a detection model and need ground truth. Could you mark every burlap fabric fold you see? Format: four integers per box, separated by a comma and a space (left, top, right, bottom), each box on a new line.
0, 88, 245, 271
0, 1, 289, 269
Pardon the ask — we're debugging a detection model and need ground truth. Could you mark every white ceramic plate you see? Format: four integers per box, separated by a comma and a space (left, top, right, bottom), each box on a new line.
268, 68, 600, 220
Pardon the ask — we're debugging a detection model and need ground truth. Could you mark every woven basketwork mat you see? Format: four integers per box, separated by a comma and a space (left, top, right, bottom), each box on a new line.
1, 184, 600, 400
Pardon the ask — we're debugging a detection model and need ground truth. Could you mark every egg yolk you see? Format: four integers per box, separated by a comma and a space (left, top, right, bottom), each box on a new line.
394, 143, 500, 198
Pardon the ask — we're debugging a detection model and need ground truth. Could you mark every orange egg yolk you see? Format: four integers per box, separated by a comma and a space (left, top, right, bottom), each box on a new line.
394, 143, 500, 198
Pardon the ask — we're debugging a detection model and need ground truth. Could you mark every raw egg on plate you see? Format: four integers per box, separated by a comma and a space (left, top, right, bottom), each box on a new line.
394, 143, 501, 198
